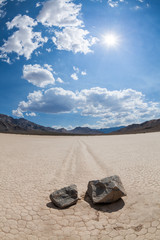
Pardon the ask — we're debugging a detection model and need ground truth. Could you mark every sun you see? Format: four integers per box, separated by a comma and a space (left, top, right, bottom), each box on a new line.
103, 33, 119, 48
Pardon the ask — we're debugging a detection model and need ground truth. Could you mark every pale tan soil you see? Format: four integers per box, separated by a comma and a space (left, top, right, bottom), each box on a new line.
0, 133, 160, 240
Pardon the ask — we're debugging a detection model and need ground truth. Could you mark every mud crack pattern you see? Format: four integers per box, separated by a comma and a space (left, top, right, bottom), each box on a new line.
0, 133, 160, 240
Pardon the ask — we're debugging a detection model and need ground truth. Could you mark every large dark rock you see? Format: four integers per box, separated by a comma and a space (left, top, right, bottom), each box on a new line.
87, 175, 127, 204
50, 184, 78, 209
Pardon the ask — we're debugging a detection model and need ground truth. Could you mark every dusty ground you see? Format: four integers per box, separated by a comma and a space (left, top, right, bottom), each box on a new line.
0, 132, 160, 240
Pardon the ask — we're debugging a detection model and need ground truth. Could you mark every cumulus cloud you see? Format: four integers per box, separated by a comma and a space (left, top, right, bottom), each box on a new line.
37, 0, 82, 28
12, 87, 160, 126
71, 73, 78, 80
14, 88, 81, 114
0, 15, 48, 61
12, 108, 24, 118
52, 27, 98, 54
37, 0, 98, 54
22, 64, 55, 88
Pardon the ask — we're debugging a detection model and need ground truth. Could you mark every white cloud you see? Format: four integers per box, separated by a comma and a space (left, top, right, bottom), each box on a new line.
52, 27, 98, 54
81, 71, 87, 76
22, 64, 55, 88
107, 0, 125, 7
43, 64, 53, 71
0, 9, 5, 18
37, 0, 98, 54
71, 72, 78, 80
0, 0, 6, 4
52, 125, 74, 130
52, 125, 63, 129
107, 0, 147, 9
56, 77, 64, 83
37, 0, 82, 28
72, 66, 87, 79
35, 51, 41, 56
15, 88, 81, 114
46, 48, 51, 52
0, 52, 11, 63
73, 66, 79, 73
0, 15, 48, 61
26, 112, 36, 117
36, 2, 41, 7
7, 14, 36, 30
13, 87, 160, 126
0, 0, 7, 18
134, 5, 141, 10
108, 0, 118, 7
12, 108, 24, 118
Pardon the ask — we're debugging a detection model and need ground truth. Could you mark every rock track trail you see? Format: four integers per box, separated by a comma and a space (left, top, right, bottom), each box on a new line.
0, 133, 160, 240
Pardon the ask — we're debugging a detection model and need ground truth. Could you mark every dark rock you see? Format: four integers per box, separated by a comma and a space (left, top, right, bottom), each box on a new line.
50, 184, 78, 209
87, 175, 127, 204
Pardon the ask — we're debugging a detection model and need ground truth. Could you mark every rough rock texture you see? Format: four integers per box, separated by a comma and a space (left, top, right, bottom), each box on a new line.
50, 184, 78, 208
87, 175, 127, 204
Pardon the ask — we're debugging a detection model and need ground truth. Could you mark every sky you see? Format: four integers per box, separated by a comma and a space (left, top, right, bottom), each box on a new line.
0, 0, 160, 129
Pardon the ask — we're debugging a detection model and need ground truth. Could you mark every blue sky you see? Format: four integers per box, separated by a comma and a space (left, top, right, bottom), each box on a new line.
0, 0, 160, 129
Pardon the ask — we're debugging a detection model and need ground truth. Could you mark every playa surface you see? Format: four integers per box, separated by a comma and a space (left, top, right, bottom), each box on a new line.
0, 133, 160, 240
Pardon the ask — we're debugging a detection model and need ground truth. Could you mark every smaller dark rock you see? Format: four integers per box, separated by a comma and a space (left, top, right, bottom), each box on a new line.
87, 175, 127, 204
50, 184, 78, 209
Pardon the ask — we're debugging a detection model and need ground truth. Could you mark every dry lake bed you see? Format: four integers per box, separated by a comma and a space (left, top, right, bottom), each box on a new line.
0, 132, 160, 240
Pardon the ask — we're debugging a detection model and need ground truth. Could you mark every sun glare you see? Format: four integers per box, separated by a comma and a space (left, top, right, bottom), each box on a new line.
103, 33, 119, 48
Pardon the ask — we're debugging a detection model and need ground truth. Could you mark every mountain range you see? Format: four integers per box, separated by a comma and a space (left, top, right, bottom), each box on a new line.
1, 113, 160, 135
110, 119, 160, 135
0, 114, 102, 135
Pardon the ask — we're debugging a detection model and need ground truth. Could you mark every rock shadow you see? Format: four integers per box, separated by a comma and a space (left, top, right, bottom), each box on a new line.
84, 192, 125, 213
46, 201, 76, 210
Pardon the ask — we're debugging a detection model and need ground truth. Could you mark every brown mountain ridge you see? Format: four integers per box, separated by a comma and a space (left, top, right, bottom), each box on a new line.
111, 119, 160, 135
0, 114, 102, 135
1, 113, 160, 135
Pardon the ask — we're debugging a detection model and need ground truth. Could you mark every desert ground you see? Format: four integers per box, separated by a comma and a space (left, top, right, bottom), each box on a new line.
0, 133, 160, 240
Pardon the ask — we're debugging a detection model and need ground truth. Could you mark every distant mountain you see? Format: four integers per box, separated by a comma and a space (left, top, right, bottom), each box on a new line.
96, 126, 125, 134
69, 127, 102, 135
1, 114, 160, 136
0, 114, 58, 134
0, 114, 102, 135
111, 119, 160, 135
56, 128, 68, 134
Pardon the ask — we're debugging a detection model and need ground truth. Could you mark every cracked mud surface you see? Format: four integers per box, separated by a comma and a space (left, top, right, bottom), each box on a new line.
0, 133, 160, 240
